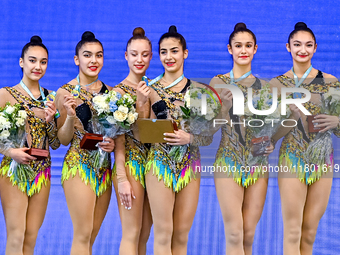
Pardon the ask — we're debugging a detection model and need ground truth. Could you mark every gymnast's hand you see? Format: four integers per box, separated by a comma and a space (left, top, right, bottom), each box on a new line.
98, 137, 115, 152
137, 81, 150, 106
313, 114, 339, 133
9, 148, 37, 164
264, 142, 275, 156
289, 104, 300, 120
118, 180, 136, 210
220, 89, 233, 110
63, 95, 76, 117
164, 129, 191, 145
45, 101, 57, 123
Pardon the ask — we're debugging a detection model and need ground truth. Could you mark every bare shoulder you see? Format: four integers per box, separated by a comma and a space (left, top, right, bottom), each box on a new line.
0, 87, 12, 107
0, 87, 10, 96
67, 79, 77, 85
268, 76, 286, 88
55, 87, 72, 105
111, 86, 126, 96
190, 80, 205, 89
209, 75, 224, 88
322, 72, 337, 80
56, 86, 71, 96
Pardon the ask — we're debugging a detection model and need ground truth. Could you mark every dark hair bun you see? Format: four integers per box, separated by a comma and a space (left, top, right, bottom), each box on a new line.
81, 31, 95, 41
234, 22, 247, 32
30, 35, 42, 44
295, 22, 308, 30
133, 27, 145, 37
168, 25, 177, 34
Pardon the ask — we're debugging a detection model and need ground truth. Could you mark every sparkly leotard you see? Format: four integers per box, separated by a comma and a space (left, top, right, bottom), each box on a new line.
59, 83, 112, 196
213, 75, 264, 187
276, 71, 340, 184
0, 87, 60, 196
145, 79, 203, 192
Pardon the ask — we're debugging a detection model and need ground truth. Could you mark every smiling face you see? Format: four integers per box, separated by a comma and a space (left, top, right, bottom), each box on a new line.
287, 31, 317, 65
125, 39, 152, 75
228, 32, 257, 67
19, 46, 48, 82
159, 37, 188, 74
74, 42, 103, 78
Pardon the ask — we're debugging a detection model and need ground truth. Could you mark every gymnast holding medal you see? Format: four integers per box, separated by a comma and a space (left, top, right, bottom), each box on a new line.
0, 35, 60, 255
55, 31, 116, 255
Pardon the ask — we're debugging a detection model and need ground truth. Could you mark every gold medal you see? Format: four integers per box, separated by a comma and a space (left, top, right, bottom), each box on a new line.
72, 89, 80, 98
46, 92, 56, 102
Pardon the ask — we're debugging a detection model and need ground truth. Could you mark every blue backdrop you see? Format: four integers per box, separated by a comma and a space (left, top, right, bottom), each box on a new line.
1, 0, 340, 254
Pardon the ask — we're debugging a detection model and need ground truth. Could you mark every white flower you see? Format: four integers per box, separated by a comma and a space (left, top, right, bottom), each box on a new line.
0, 118, 11, 130
191, 98, 201, 108
122, 94, 131, 102
114, 111, 128, 122
244, 105, 253, 116
118, 105, 129, 114
328, 88, 340, 104
93, 95, 107, 105
93, 95, 110, 114
325, 87, 340, 104
325, 88, 338, 99
18, 110, 27, 119
203, 107, 215, 120
331, 95, 340, 103
108, 91, 119, 102
191, 107, 199, 115
184, 91, 191, 107
266, 109, 281, 119
128, 97, 134, 104
207, 107, 214, 115
206, 114, 214, 121
15, 118, 25, 127
109, 95, 118, 102
127, 113, 136, 124
5, 106, 15, 114
0, 115, 7, 125
106, 116, 116, 124
133, 112, 138, 120
0, 130, 10, 140
209, 100, 218, 110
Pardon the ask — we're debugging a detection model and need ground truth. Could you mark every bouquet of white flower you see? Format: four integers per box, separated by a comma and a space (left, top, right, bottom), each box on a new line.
169, 86, 221, 163
305, 87, 340, 168
0, 103, 34, 183
243, 84, 290, 167
180, 87, 221, 134
90, 90, 138, 173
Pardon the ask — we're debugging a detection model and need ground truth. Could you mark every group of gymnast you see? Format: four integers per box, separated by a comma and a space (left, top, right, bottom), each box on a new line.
0, 21, 339, 255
